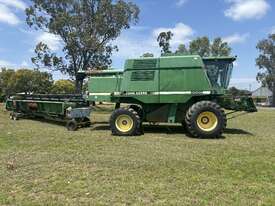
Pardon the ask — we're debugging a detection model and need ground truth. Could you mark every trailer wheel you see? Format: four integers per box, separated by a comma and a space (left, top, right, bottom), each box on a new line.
185, 101, 226, 138
83, 117, 91, 127
110, 108, 141, 136
10, 112, 18, 121
66, 120, 78, 131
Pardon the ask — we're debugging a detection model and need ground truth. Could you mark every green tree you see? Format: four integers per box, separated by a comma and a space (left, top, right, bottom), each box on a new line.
26, 0, 140, 93
175, 44, 188, 55
256, 34, 275, 106
211, 38, 231, 56
0, 68, 53, 96
189, 36, 211, 57
157, 31, 173, 54
177, 37, 231, 57
51, 80, 75, 94
0, 68, 16, 98
13, 69, 53, 94
142, 53, 154, 57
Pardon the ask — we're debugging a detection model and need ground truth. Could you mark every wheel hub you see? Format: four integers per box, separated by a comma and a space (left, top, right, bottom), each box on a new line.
197, 112, 218, 132
115, 114, 134, 133
201, 117, 210, 124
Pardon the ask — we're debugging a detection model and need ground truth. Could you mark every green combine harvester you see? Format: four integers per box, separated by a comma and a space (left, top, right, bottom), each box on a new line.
5, 55, 256, 138
84, 55, 257, 138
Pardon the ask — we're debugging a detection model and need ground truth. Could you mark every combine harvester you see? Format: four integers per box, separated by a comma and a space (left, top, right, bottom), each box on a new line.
84, 55, 257, 138
6, 55, 257, 138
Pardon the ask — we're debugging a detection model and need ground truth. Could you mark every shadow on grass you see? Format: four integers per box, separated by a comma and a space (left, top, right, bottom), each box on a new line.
92, 123, 205, 137
91, 123, 254, 139
22, 117, 67, 126
224, 128, 254, 136
15, 117, 254, 138
91, 123, 185, 134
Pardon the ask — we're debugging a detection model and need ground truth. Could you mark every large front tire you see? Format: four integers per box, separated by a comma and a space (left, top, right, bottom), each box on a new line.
185, 101, 226, 138
110, 108, 141, 136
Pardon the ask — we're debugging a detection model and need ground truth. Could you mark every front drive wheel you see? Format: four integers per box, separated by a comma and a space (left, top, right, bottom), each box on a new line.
110, 108, 141, 136
185, 101, 226, 138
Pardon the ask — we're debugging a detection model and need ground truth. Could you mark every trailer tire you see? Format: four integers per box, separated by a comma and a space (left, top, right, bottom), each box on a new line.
66, 120, 78, 131
10, 112, 18, 121
110, 108, 141, 136
83, 117, 91, 127
185, 101, 226, 138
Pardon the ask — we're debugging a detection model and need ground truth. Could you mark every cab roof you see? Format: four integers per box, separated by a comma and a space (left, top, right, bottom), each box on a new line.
137, 55, 237, 61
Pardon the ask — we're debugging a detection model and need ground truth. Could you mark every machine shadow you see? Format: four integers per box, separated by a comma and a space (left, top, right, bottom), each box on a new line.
22, 116, 66, 127
91, 123, 253, 138
224, 128, 254, 136
91, 123, 185, 135
16, 118, 254, 138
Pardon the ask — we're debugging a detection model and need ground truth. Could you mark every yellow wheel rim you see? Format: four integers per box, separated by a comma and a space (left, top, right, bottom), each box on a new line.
197, 112, 218, 132
115, 115, 134, 133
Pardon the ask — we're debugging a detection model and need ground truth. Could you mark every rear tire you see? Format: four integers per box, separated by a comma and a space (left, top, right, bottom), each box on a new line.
185, 101, 226, 138
110, 108, 141, 136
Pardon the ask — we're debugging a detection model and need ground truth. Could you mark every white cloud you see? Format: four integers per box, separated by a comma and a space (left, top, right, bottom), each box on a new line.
176, 0, 188, 7
0, 0, 26, 10
270, 27, 275, 34
153, 23, 194, 47
36, 32, 62, 51
113, 22, 195, 59
224, 0, 270, 21
222, 33, 250, 44
0, 59, 13, 67
20, 60, 29, 67
113, 35, 159, 59
130, 26, 149, 31
0, 4, 20, 25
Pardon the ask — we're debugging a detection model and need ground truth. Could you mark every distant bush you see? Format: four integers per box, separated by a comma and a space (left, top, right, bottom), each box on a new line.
0, 68, 53, 96
51, 80, 75, 94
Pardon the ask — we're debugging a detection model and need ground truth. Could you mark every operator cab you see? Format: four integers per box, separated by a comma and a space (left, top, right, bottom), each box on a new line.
203, 57, 236, 89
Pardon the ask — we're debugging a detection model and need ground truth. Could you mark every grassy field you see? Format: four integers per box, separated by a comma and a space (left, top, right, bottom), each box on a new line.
0, 104, 275, 205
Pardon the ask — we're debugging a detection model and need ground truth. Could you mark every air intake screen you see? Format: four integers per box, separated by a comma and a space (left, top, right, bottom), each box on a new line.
131, 71, 155, 81
133, 59, 157, 69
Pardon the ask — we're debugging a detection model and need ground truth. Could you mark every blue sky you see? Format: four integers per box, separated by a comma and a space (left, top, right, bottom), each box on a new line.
0, 0, 274, 90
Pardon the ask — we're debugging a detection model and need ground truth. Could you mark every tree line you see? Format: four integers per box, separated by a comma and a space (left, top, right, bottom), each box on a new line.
0, 68, 76, 101
155, 32, 231, 57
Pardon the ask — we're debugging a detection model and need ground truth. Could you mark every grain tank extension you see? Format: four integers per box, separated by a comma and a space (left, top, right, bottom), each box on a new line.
84, 55, 257, 138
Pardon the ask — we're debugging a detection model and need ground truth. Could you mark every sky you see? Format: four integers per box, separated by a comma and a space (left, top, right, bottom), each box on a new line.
0, 0, 274, 90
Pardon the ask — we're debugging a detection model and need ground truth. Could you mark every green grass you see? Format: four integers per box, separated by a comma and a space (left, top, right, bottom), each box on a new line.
0, 104, 275, 205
